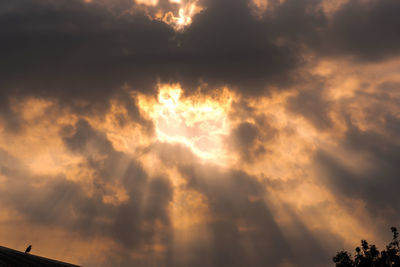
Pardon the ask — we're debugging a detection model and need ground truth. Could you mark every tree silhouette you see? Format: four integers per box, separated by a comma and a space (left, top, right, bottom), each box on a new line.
333, 227, 400, 267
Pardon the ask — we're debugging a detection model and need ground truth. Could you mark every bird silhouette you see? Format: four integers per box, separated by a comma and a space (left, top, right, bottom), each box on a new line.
24, 245, 32, 254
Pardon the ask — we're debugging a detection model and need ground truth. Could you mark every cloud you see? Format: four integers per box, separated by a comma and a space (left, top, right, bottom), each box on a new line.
286, 83, 333, 129
152, 141, 337, 266
178, 164, 289, 267
2, 0, 399, 131
2, 0, 400, 107
0, 0, 302, 118
229, 119, 276, 162
316, 122, 400, 221
0, 119, 173, 256
1, 0, 400, 266
319, 0, 400, 61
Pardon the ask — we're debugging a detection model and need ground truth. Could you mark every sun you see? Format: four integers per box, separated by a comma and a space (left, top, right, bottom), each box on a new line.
160, 2, 202, 31
139, 84, 233, 162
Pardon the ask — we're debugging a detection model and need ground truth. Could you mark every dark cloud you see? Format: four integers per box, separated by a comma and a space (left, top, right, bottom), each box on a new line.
175, 0, 301, 93
286, 82, 333, 129
1, 0, 399, 104
260, 0, 400, 62
115, 92, 154, 134
62, 119, 114, 155
261, 0, 326, 43
320, 0, 400, 61
0, 0, 173, 118
232, 122, 259, 147
2, 0, 399, 131
0, 0, 302, 121
229, 119, 276, 162
0, 97, 22, 132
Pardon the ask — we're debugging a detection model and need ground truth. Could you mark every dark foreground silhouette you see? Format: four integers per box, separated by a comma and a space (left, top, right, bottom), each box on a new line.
0, 245, 81, 267
24, 244, 32, 254
333, 227, 400, 267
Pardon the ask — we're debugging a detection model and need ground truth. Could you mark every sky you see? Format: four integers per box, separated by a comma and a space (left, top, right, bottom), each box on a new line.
0, 0, 400, 266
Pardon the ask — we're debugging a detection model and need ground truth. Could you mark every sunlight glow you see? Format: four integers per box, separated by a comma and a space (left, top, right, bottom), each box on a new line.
136, 0, 159, 6
139, 84, 233, 162
161, 2, 202, 31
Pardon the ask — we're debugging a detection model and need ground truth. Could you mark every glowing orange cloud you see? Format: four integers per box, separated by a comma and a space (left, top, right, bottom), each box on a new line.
138, 84, 234, 163
141, 0, 203, 31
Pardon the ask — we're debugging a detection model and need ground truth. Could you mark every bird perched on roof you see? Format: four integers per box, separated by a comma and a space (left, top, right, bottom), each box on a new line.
24, 245, 32, 254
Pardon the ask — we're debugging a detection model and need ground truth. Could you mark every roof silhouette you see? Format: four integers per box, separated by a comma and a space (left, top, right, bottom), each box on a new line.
0, 245, 82, 267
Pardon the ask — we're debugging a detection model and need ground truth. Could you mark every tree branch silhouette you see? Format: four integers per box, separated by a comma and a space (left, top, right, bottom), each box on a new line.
333, 227, 400, 267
